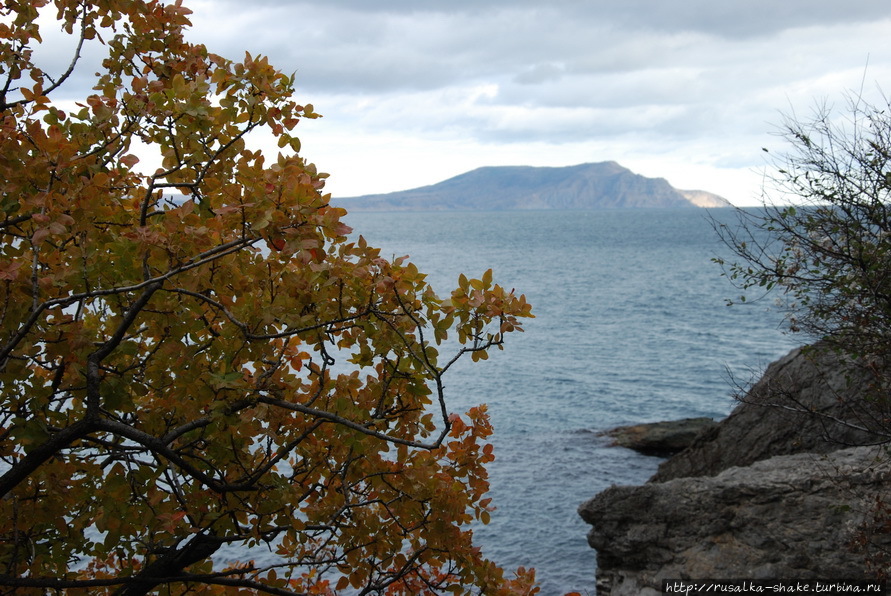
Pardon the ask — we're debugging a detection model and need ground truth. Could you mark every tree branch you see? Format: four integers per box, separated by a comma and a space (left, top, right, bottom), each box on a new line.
0, 417, 96, 499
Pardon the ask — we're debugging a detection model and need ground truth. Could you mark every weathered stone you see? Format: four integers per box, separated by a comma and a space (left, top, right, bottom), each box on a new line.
653, 344, 888, 482
579, 446, 891, 595
578, 344, 891, 594
601, 417, 717, 456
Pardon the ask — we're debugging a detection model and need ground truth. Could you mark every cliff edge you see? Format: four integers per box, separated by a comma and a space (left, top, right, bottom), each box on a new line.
578, 344, 891, 595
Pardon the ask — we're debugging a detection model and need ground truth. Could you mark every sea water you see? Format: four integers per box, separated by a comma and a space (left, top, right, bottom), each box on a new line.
340, 208, 798, 595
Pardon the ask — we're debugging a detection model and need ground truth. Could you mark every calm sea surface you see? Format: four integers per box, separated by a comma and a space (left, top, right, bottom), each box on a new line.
339, 208, 797, 595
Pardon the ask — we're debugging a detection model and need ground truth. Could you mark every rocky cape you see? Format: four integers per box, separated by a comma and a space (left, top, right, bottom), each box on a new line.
579, 344, 891, 595
333, 162, 732, 211
600, 417, 718, 457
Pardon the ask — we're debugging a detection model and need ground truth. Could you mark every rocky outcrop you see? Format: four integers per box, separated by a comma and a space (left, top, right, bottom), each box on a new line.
654, 345, 887, 482
578, 344, 891, 594
579, 446, 891, 595
600, 417, 717, 456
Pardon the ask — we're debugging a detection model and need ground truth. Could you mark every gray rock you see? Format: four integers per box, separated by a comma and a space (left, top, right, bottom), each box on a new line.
653, 344, 888, 482
579, 446, 891, 595
601, 417, 717, 456
578, 344, 891, 594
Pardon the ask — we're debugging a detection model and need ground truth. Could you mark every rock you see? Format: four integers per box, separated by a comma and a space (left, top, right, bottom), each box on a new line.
601, 417, 717, 456
653, 344, 887, 482
578, 344, 891, 593
578, 446, 891, 595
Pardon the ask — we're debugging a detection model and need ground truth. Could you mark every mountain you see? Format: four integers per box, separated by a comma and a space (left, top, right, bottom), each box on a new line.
332, 162, 732, 211
678, 189, 733, 208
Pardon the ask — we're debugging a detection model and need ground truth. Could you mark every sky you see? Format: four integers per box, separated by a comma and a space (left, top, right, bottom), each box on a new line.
36, 1, 891, 206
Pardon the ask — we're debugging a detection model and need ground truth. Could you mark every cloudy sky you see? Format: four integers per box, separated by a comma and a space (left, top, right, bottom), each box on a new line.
43, 1, 891, 205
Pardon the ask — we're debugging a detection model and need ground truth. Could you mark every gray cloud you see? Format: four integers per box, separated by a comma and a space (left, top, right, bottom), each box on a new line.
18, 0, 891, 202
184, 0, 891, 124
592, 0, 891, 38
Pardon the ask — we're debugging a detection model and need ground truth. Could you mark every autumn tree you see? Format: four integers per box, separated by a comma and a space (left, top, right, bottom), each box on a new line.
0, 1, 536, 594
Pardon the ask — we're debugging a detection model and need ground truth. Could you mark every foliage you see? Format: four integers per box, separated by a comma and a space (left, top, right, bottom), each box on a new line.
715, 91, 891, 574
714, 91, 891, 558
715, 92, 891, 367
0, 1, 535, 594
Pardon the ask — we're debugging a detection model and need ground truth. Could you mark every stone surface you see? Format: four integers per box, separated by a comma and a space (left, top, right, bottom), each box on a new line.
653, 344, 887, 482
579, 446, 891, 595
578, 344, 891, 594
601, 417, 717, 456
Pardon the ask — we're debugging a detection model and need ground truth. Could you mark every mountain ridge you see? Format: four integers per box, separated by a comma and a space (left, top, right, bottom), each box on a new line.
333, 162, 732, 211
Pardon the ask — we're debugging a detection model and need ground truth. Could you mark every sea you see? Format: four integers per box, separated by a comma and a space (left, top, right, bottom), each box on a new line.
338, 208, 799, 595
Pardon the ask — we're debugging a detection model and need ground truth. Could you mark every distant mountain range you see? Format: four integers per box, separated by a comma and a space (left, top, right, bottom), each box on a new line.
333, 162, 732, 211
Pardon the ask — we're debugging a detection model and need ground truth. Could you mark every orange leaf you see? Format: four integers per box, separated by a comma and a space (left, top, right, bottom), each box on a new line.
120, 154, 140, 168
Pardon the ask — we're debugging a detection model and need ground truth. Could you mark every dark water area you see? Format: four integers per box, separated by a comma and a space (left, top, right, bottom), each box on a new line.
338, 208, 797, 595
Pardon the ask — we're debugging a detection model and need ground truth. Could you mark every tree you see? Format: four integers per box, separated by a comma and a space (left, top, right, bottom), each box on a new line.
715, 91, 891, 441
714, 90, 891, 576
0, 1, 536, 594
